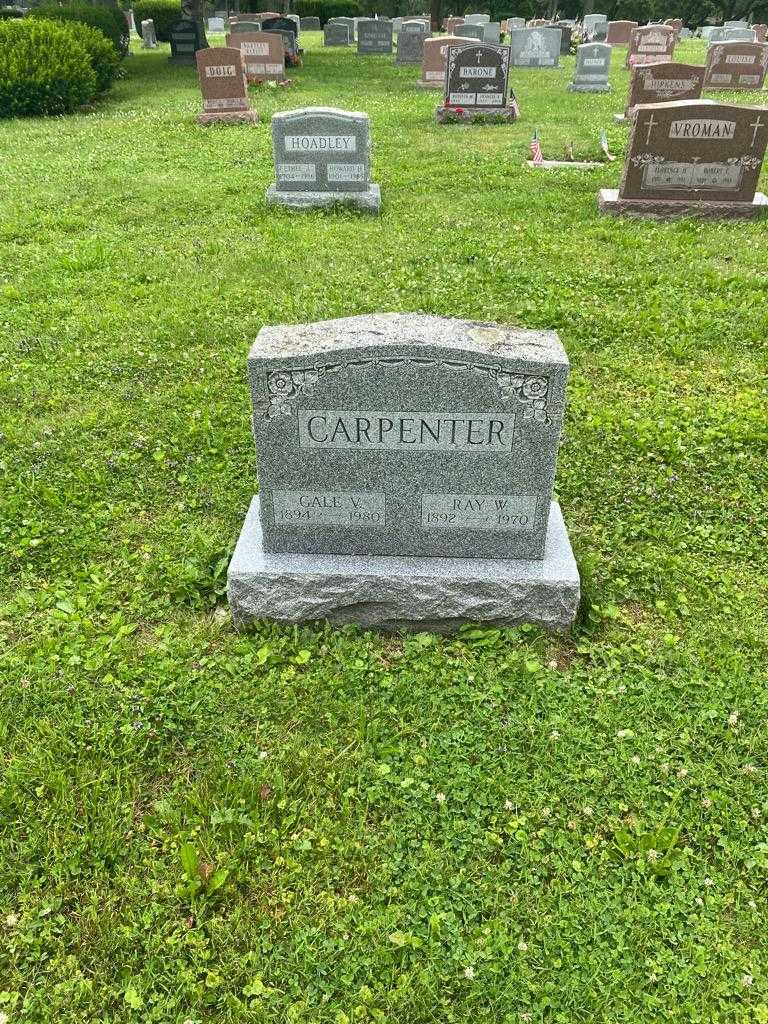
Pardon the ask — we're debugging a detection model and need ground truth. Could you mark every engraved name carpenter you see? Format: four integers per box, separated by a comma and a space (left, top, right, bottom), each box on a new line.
421, 493, 538, 531
272, 490, 385, 527
297, 410, 516, 451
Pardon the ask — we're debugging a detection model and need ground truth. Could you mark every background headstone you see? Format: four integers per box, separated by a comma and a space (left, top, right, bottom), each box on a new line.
395, 23, 426, 65
266, 106, 381, 212
208, 16, 225, 32
506, 16, 525, 31
483, 22, 501, 44
196, 46, 257, 124
464, 13, 490, 25
626, 24, 675, 67
169, 18, 207, 64
446, 16, 465, 33
226, 31, 284, 81
704, 41, 768, 89
583, 13, 607, 35
357, 19, 393, 54
141, 18, 158, 48
725, 27, 757, 41
229, 20, 261, 33
510, 27, 561, 67
300, 16, 321, 31
417, 34, 465, 88
228, 314, 579, 631
328, 16, 355, 41
606, 20, 637, 46
568, 42, 612, 91
261, 17, 298, 59
599, 98, 768, 218
454, 24, 485, 41
324, 22, 349, 46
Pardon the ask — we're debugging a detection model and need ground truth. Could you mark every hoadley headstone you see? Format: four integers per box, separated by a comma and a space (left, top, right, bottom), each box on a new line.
169, 18, 207, 64
568, 42, 611, 91
510, 28, 561, 67
437, 43, 518, 123
141, 18, 157, 48
226, 31, 284, 81
324, 22, 349, 46
704, 41, 768, 90
357, 19, 393, 54
395, 21, 426, 65
599, 99, 768, 219
266, 107, 381, 213
196, 46, 257, 124
622, 62, 705, 118
417, 34, 465, 88
227, 314, 580, 632
626, 24, 675, 67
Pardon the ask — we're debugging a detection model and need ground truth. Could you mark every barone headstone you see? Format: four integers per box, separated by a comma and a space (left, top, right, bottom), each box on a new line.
357, 18, 393, 53
227, 313, 580, 632
226, 31, 284, 81
606, 20, 637, 46
208, 16, 225, 32
510, 27, 561, 67
328, 16, 355, 41
583, 12, 607, 34
417, 34, 465, 88
725, 27, 757, 41
626, 24, 675, 67
300, 16, 321, 31
196, 46, 257, 124
395, 22, 426, 65
454, 23, 485, 41
266, 107, 381, 213
324, 21, 349, 46
437, 42, 518, 123
704, 41, 768, 90
141, 18, 158, 48
621, 61, 705, 118
568, 42, 612, 92
598, 98, 768, 219
169, 18, 207, 64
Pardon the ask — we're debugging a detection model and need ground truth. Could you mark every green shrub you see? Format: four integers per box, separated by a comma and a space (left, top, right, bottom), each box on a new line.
0, 7, 25, 19
30, 2, 128, 56
131, 0, 180, 43
62, 20, 120, 91
0, 18, 96, 117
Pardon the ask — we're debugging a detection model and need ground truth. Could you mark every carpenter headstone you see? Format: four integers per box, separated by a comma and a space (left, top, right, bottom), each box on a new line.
266, 106, 381, 212
357, 18, 393, 53
599, 98, 768, 218
626, 24, 675, 66
568, 41, 612, 91
437, 42, 518, 122
704, 41, 768, 89
196, 46, 257, 123
510, 27, 561, 67
227, 313, 580, 632
324, 21, 349, 45
169, 18, 207, 63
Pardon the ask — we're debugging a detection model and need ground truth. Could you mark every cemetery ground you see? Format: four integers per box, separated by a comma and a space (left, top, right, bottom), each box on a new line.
1, 30, 767, 1024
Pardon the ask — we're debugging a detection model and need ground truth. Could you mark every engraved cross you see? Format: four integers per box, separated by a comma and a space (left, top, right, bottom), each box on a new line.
642, 112, 658, 145
749, 115, 765, 148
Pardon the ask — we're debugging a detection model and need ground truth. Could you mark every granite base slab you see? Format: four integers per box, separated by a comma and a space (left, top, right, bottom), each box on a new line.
197, 109, 259, 125
266, 184, 381, 213
435, 104, 518, 124
415, 79, 443, 89
528, 160, 605, 169
598, 188, 768, 220
568, 82, 611, 91
228, 496, 580, 633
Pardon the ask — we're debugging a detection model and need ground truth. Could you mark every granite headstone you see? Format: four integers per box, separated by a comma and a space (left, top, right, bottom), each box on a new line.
169, 18, 207, 63
624, 61, 705, 116
357, 18, 393, 53
626, 24, 675, 66
395, 22, 426, 64
226, 31, 284, 81
606, 20, 637, 45
510, 27, 561, 67
437, 42, 518, 122
300, 16, 321, 31
568, 42, 612, 91
324, 21, 349, 45
141, 18, 158, 47
454, 24, 485, 41
704, 41, 768, 89
196, 46, 257, 124
417, 34, 465, 88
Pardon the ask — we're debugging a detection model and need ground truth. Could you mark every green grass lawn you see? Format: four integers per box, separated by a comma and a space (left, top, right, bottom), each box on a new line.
1, 31, 767, 1023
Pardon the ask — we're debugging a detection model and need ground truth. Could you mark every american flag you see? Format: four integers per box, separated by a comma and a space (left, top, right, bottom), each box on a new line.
599, 127, 616, 161
530, 129, 543, 166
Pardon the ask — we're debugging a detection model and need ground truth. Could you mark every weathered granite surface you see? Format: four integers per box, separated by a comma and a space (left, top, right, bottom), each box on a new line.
599, 187, 768, 219
266, 183, 381, 211
228, 496, 580, 632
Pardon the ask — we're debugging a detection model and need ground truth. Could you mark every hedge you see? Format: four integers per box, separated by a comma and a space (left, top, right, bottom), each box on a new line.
278, 0, 362, 20
63, 20, 120, 91
30, 2, 129, 56
131, 0, 181, 43
0, 18, 96, 117
0, 7, 24, 19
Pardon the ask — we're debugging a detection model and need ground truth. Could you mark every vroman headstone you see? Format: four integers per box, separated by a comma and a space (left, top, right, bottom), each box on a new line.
357, 18, 393, 54
226, 31, 285, 81
141, 18, 158, 48
417, 34, 465, 88
568, 42, 612, 92
169, 18, 207, 64
324, 21, 349, 46
196, 46, 257, 124
454, 24, 485, 41
599, 98, 768, 219
266, 106, 381, 213
626, 24, 675, 67
510, 27, 561, 67
300, 16, 321, 31
623, 62, 705, 117
395, 22, 426, 65
704, 41, 768, 89
606, 20, 637, 46
227, 314, 580, 632
437, 42, 518, 122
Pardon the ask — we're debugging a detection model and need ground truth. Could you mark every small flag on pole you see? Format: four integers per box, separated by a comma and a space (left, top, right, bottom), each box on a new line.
530, 128, 544, 166
565, 140, 575, 162
599, 127, 616, 161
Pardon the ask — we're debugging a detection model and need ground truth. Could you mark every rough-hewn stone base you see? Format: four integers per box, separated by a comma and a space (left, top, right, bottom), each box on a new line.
435, 104, 518, 124
568, 82, 611, 91
528, 159, 605, 169
228, 496, 580, 633
266, 183, 381, 213
598, 188, 768, 220
197, 109, 259, 125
